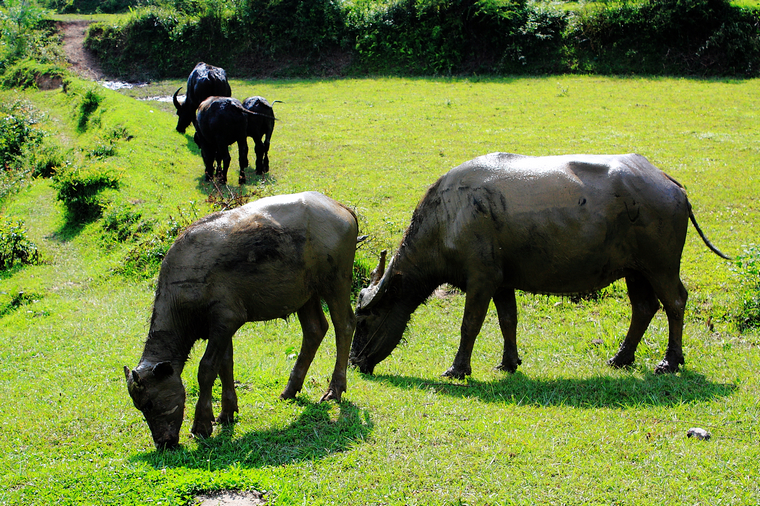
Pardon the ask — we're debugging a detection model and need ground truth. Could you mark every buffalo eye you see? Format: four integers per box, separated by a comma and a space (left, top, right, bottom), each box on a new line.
141, 400, 154, 412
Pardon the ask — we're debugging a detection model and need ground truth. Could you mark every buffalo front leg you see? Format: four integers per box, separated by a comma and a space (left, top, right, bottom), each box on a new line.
652, 277, 688, 374
444, 287, 492, 379
322, 289, 356, 402
493, 288, 522, 373
192, 328, 237, 438
280, 294, 329, 400
609, 272, 661, 368
215, 341, 239, 425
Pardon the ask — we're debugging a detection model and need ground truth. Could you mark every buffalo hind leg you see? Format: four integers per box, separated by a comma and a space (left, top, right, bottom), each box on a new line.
237, 138, 249, 185
444, 287, 493, 379
652, 277, 688, 374
609, 272, 661, 368
493, 288, 522, 373
215, 341, 239, 425
280, 294, 329, 400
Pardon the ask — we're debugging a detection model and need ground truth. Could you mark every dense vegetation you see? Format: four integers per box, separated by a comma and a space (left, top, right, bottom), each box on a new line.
76, 0, 760, 79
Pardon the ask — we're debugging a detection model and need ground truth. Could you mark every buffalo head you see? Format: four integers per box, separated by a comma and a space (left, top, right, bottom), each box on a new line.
350, 250, 408, 373
124, 362, 185, 449
173, 88, 195, 134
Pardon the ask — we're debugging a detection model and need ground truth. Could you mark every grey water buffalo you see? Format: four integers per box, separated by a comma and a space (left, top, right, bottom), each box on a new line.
193, 96, 276, 184
173, 62, 231, 134
350, 153, 729, 379
242, 96, 276, 175
124, 192, 359, 449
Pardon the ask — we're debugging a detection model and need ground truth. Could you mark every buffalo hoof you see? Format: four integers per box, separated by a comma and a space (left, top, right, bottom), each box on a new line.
319, 388, 343, 403
279, 386, 298, 400
238, 175, 246, 185
255, 169, 265, 176
204, 173, 213, 182
654, 357, 683, 374
190, 419, 214, 439
442, 365, 470, 380
608, 353, 635, 369
215, 411, 237, 425
496, 357, 522, 373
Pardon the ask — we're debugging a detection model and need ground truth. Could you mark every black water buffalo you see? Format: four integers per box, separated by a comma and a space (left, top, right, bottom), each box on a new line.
242, 96, 276, 175
350, 153, 730, 379
193, 96, 275, 184
124, 191, 359, 449
173, 62, 231, 134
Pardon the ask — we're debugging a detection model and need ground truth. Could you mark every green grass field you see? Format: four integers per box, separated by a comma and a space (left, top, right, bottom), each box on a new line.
1, 75, 759, 505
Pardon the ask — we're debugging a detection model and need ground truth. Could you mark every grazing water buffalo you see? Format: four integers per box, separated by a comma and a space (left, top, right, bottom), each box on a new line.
193, 96, 276, 184
124, 192, 359, 449
350, 153, 729, 379
173, 62, 231, 134
242, 96, 276, 175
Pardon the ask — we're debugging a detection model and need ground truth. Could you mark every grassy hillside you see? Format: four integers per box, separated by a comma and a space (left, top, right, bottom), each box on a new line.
0, 75, 759, 505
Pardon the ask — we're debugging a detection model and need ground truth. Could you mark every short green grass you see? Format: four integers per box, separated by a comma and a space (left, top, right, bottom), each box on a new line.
1, 75, 759, 505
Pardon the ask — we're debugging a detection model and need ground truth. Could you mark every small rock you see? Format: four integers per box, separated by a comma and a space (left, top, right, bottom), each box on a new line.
686, 427, 711, 441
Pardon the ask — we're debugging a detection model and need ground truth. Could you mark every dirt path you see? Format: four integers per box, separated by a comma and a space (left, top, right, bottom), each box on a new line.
57, 20, 106, 80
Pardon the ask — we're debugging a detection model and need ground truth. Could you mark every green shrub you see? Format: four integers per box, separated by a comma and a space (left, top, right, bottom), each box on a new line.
52, 164, 120, 222
0, 99, 44, 170
0, 215, 40, 270
732, 245, 760, 331
118, 205, 198, 279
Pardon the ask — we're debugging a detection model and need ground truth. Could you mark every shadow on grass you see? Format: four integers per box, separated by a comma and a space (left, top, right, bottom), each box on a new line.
360, 369, 737, 408
135, 399, 373, 470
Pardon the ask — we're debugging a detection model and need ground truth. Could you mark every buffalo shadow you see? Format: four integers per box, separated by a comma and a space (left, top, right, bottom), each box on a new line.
134, 399, 372, 470
359, 369, 736, 409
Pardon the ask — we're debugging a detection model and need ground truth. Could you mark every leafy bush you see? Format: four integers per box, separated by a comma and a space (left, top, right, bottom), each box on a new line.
0, 0, 45, 69
52, 164, 120, 222
732, 245, 760, 331
568, 0, 760, 76
0, 215, 40, 270
0, 99, 44, 171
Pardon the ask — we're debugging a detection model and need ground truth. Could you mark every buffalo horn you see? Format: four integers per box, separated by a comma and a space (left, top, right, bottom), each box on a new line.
172, 88, 182, 110
357, 253, 394, 311
369, 250, 387, 285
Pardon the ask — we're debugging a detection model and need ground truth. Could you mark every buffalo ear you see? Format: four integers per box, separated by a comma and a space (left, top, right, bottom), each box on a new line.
152, 362, 174, 379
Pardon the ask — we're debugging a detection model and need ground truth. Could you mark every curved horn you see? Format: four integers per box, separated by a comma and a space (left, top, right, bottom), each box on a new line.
172, 88, 182, 110
369, 250, 387, 285
357, 252, 394, 311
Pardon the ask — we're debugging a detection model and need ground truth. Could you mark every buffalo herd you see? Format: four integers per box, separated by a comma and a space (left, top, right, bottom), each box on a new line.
127, 63, 730, 448
173, 62, 276, 184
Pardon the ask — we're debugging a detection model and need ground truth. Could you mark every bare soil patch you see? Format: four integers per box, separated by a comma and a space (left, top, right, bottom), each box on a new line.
57, 20, 106, 80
